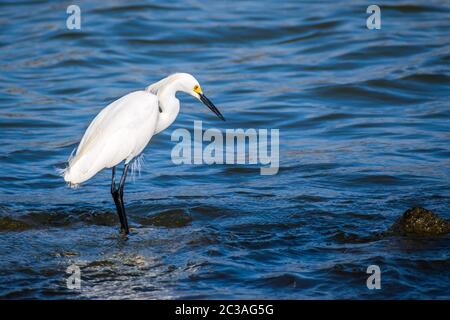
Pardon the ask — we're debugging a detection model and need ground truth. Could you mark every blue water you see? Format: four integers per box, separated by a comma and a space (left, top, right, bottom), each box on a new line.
0, 0, 449, 299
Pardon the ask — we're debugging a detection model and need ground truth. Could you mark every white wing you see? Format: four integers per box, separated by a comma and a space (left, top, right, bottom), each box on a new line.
64, 90, 159, 185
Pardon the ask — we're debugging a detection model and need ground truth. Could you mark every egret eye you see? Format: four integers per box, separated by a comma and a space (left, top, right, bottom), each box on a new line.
193, 85, 202, 94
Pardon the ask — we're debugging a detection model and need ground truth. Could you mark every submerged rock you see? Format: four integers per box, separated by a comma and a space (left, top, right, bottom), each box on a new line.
0, 216, 30, 231
389, 207, 450, 236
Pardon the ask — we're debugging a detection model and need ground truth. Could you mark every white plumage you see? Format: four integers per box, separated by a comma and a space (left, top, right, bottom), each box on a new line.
64, 91, 159, 184
62, 73, 225, 234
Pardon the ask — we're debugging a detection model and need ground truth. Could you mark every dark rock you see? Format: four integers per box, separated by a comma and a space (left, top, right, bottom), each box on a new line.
389, 207, 450, 236
136, 209, 192, 228
0, 216, 30, 231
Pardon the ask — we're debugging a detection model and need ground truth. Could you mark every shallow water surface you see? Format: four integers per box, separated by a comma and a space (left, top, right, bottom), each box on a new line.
0, 0, 449, 299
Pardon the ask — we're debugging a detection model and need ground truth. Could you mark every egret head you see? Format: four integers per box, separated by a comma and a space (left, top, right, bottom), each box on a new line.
178, 73, 225, 121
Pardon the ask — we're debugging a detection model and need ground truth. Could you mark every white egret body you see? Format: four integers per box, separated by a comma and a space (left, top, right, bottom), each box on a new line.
63, 73, 225, 234
64, 91, 159, 184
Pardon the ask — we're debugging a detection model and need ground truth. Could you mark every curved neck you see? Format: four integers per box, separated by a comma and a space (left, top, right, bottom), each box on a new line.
154, 82, 180, 134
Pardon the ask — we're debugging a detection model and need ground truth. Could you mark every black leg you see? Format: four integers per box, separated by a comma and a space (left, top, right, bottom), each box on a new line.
111, 166, 128, 234
118, 163, 130, 234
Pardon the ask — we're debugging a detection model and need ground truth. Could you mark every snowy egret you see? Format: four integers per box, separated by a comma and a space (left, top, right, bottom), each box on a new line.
63, 73, 225, 234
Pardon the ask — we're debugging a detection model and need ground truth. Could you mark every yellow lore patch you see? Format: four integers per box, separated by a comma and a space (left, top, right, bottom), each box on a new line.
193, 85, 202, 94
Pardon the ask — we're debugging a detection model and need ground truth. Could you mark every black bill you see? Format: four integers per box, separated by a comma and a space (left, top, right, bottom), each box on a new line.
199, 93, 225, 121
